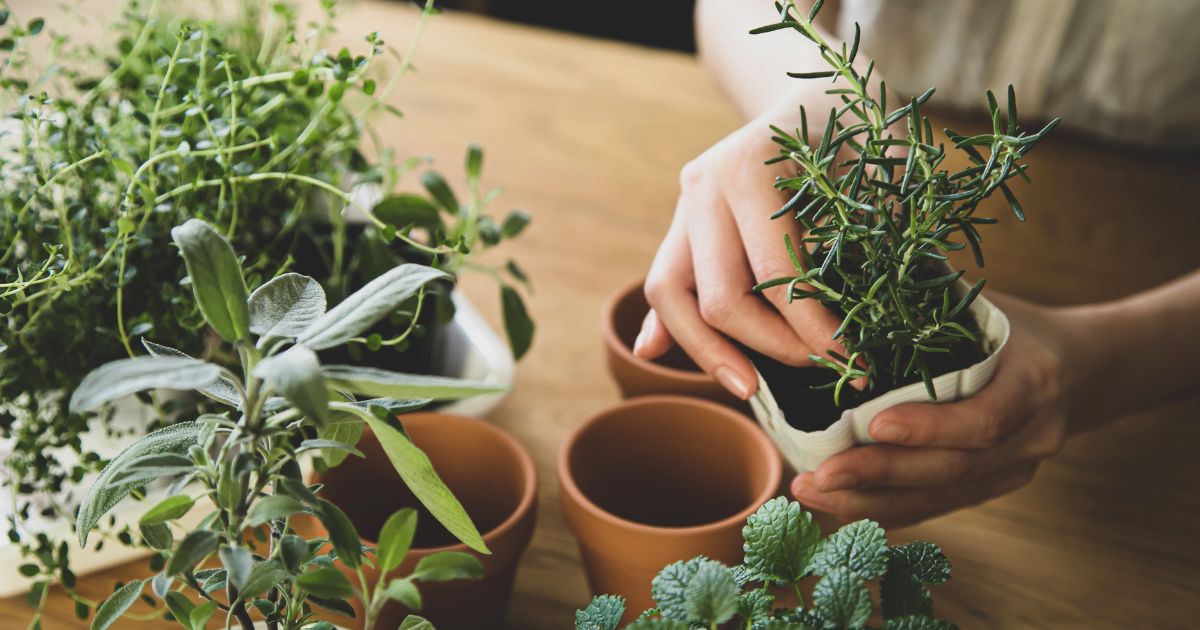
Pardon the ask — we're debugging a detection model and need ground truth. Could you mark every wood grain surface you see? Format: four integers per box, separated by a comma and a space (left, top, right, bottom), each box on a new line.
3, 1, 1198, 628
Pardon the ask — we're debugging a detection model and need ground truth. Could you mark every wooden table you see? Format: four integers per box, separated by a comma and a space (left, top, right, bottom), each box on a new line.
5, 1, 1200, 628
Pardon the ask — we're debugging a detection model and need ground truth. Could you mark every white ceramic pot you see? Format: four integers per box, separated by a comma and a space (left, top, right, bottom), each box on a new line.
749, 291, 1010, 472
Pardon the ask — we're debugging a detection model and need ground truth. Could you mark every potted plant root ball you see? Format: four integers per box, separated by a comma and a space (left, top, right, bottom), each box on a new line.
744, 1, 1060, 471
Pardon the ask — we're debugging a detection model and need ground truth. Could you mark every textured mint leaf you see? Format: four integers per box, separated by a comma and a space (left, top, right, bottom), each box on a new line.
884, 616, 958, 630
624, 619, 689, 630
732, 564, 755, 588
742, 498, 821, 584
755, 618, 818, 630
880, 571, 932, 619
650, 557, 705, 620
812, 566, 873, 629
808, 519, 888, 580
575, 594, 625, 630
739, 588, 774, 623
889, 542, 951, 584
684, 559, 739, 625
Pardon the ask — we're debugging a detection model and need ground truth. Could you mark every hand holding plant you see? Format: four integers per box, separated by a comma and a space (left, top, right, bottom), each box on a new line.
73, 219, 500, 630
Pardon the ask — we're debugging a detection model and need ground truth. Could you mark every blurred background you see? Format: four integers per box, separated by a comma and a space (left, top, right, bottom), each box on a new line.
438, 0, 697, 51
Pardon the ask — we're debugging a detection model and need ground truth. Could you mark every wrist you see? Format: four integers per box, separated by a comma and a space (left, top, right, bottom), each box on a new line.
1054, 300, 1135, 432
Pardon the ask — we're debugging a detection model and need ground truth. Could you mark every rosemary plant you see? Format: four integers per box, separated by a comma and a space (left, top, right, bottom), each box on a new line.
752, 0, 1059, 404
74, 219, 498, 630
0, 0, 532, 619
576, 498, 956, 630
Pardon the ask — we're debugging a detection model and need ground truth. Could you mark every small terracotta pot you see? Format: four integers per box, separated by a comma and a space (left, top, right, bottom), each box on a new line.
559, 396, 782, 623
601, 278, 743, 408
297, 413, 537, 630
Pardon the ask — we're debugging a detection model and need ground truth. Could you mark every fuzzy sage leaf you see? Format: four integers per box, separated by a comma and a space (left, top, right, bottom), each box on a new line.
170, 219, 249, 343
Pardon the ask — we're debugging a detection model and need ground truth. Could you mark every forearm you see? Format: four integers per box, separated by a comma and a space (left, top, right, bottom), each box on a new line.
696, 0, 847, 122
1064, 269, 1200, 430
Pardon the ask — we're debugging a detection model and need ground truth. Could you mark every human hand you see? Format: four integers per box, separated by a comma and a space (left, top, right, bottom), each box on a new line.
789, 293, 1081, 528
634, 100, 846, 400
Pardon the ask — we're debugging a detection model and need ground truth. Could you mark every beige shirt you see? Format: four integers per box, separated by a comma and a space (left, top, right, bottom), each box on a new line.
839, 0, 1200, 147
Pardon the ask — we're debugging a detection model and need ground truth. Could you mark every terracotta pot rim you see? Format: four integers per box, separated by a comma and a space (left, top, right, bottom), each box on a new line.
558, 395, 782, 537
601, 277, 715, 384
314, 411, 538, 555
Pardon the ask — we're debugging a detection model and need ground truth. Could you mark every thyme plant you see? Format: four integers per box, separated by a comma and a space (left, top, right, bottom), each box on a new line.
752, 0, 1059, 404
576, 498, 955, 630
75, 219, 497, 630
0, 0, 532, 617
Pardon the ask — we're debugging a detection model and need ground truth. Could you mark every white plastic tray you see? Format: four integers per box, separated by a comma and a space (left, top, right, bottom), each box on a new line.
0, 290, 513, 597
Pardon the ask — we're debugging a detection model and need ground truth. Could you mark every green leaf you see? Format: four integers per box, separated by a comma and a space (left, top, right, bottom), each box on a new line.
362, 412, 489, 554
139, 522, 172, 549
420, 171, 458, 214
18, 563, 39, 577
220, 546, 253, 591
77, 423, 202, 545
501, 285, 534, 360
163, 592, 195, 629
295, 567, 354, 599
280, 535, 310, 573
248, 273, 327, 338
374, 194, 442, 230
381, 578, 422, 609
142, 340, 241, 407
377, 508, 418, 574
465, 144, 483, 179
812, 567, 872, 629
738, 588, 774, 623
188, 602, 217, 630
139, 495, 195, 526
625, 619, 689, 630
889, 542, 951, 584
307, 594, 357, 618
166, 530, 220, 576
398, 616, 436, 630
69, 356, 221, 413
316, 499, 362, 569
254, 345, 328, 425
575, 594, 625, 630
683, 559, 739, 625
112, 453, 194, 485
296, 264, 450, 350
884, 616, 957, 630
412, 551, 483, 582
91, 579, 143, 630
323, 365, 505, 400
651, 557, 705, 621
808, 520, 888, 580
170, 218, 250, 342
500, 209, 531, 238
742, 498, 821, 584
246, 495, 306, 526
316, 411, 366, 467
239, 559, 290, 599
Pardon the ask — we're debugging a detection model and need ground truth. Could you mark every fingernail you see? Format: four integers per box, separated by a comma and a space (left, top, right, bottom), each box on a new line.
872, 421, 909, 443
819, 472, 859, 492
714, 366, 751, 400
632, 328, 648, 356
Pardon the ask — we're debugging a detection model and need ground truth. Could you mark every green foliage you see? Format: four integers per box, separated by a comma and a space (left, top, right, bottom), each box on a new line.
76, 219, 492, 629
1, 0, 534, 613
752, 1, 1058, 403
576, 499, 957, 630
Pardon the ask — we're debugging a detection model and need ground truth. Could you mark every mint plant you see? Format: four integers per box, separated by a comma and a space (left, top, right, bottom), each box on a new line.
751, 0, 1058, 404
575, 498, 955, 630
73, 219, 499, 630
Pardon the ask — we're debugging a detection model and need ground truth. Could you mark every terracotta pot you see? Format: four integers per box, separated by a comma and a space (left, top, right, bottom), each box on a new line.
601, 278, 744, 409
558, 396, 782, 623
297, 413, 537, 630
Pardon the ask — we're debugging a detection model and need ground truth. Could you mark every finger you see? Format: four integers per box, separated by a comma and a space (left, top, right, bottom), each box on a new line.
868, 350, 1034, 449
812, 444, 995, 491
791, 462, 1039, 528
644, 213, 757, 399
632, 308, 674, 360
683, 182, 811, 366
722, 167, 858, 383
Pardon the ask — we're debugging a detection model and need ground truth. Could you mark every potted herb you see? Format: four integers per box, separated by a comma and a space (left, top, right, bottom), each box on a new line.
575, 497, 956, 629
745, 1, 1059, 470
73, 219, 500, 630
0, 0, 533, 617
